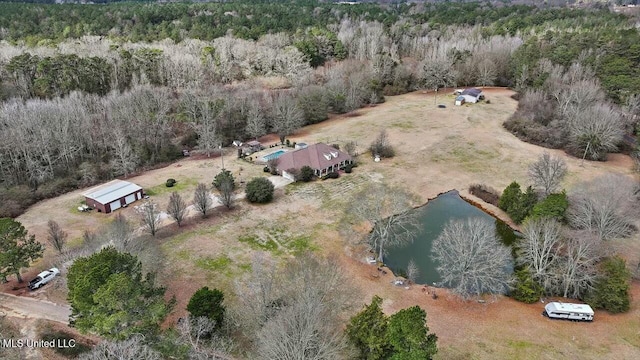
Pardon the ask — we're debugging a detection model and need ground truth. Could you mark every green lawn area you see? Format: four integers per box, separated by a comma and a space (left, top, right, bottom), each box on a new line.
144, 177, 198, 196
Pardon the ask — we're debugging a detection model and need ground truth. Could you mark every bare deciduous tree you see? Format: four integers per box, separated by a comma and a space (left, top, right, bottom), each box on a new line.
567, 104, 624, 161
528, 152, 568, 196
46, 219, 67, 254
78, 334, 160, 360
216, 178, 234, 210
233, 253, 279, 336
271, 93, 304, 144
250, 255, 355, 360
406, 258, 419, 284
177, 316, 235, 360
568, 174, 639, 241
109, 129, 138, 177
343, 140, 357, 158
555, 231, 602, 299
476, 58, 497, 87
369, 129, 394, 158
517, 218, 562, 292
245, 101, 267, 140
266, 158, 279, 173
432, 218, 512, 299
421, 59, 455, 104
108, 213, 136, 252
137, 200, 160, 237
193, 183, 213, 218
167, 192, 187, 226
347, 183, 418, 262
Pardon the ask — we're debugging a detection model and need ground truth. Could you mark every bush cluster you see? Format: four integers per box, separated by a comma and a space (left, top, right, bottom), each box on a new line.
321, 172, 340, 180
586, 256, 631, 313
245, 177, 275, 203
498, 181, 537, 224
298, 166, 315, 182
529, 192, 568, 220
469, 183, 500, 206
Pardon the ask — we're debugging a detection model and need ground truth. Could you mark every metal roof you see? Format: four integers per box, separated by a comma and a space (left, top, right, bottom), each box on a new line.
83, 180, 142, 205
461, 88, 482, 97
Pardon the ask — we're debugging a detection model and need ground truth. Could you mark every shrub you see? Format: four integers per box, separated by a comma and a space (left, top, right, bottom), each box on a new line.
166, 178, 176, 187
469, 184, 499, 206
586, 256, 631, 313
187, 287, 226, 325
345, 164, 353, 173
510, 269, 542, 304
286, 168, 301, 181
530, 192, 569, 220
213, 170, 235, 191
369, 129, 395, 158
286, 139, 291, 147
322, 172, 340, 180
263, 166, 270, 173
245, 177, 275, 203
299, 166, 315, 182
498, 181, 537, 224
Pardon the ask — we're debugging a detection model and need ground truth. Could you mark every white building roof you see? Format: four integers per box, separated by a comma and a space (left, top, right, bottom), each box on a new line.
545, 302, 594, 315
83, 180, 142, 205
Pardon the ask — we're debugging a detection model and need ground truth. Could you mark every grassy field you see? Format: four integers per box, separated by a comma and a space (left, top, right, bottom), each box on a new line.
12, 88, 640, 359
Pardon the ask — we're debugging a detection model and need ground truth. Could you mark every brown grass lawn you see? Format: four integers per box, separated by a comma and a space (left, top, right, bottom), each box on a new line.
10, 88, 640, 359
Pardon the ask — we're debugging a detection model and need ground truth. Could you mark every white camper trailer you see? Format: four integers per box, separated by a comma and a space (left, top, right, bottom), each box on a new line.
543, 302, 594, 321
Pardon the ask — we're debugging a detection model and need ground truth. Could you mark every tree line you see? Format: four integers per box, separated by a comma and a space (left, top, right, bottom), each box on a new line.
0, 2, 638, 215
499, 153, 638, 312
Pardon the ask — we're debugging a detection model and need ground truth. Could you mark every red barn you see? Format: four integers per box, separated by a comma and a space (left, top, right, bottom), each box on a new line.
83, 180, 144, 213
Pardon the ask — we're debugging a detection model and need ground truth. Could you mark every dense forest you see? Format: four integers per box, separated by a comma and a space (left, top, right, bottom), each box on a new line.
0, 1, 639, 217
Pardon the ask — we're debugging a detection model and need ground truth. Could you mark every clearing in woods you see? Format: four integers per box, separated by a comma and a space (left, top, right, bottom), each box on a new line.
11, 88, 640, 359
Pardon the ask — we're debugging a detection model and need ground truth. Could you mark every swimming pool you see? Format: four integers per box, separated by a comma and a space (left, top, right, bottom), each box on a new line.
262, 150, 287, 162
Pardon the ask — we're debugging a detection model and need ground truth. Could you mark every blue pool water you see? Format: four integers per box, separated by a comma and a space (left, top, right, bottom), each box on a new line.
262, 150, 287, 162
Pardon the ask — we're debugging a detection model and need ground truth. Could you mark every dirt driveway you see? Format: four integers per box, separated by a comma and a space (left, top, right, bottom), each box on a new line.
0, 292, 70, 324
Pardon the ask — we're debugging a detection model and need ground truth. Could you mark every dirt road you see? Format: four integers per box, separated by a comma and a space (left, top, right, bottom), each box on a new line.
0, 293, 71, 324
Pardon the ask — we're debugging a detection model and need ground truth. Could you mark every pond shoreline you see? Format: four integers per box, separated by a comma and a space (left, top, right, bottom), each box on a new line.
411, 188, 521, 233
379, 188, 519, 287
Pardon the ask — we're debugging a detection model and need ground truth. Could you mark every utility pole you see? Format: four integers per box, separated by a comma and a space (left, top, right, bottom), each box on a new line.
219, 144, 224, 170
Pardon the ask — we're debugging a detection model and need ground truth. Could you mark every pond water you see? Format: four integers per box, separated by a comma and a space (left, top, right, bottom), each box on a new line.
384, 190, 518, 286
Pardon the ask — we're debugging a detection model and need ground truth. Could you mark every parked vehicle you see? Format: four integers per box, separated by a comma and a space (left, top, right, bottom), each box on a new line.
28, 268, 60, 290
543, 302, 594, 322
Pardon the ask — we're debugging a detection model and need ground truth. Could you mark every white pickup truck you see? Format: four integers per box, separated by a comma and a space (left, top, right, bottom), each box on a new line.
28, 268, 60, 291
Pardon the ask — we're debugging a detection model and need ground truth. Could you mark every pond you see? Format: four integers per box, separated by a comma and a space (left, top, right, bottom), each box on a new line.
384, 190, 518, 286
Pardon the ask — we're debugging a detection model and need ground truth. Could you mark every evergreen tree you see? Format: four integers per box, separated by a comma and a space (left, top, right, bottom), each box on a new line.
587, 256, 631, 313
345, 296, 392, 360
67, 247, 174, 339
387, 306, 438, 360
187, 286, 225, 326
0, 218, 44, 283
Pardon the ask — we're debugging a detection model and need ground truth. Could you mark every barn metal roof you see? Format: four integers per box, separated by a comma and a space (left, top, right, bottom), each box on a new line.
83, 180, 142, 205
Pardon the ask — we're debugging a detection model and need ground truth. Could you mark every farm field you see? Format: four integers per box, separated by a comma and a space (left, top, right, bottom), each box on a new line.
9, 88, 640, 359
